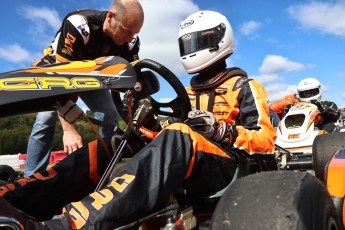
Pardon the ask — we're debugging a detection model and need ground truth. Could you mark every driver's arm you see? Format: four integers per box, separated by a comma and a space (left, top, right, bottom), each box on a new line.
234, 80, 276, 154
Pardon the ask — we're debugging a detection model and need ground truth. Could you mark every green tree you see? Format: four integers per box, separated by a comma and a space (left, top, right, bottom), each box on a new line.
0, 111, 99, 155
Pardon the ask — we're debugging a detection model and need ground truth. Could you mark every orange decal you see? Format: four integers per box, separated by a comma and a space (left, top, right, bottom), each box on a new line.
288, 133, 300, 139
21, 61, 99, 73
108, 174, 135, 192
33, 168, 58, 180
90, 189, 114, 210
0, 168, 57, 196
0, 183, 15, 195
65, 32, 76, 53
16, 177, 37, 186
68, 202, 89, 229
97, 64, 127, 75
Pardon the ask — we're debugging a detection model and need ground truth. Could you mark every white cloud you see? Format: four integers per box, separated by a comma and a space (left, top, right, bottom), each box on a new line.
0, 5, 61, 65
265, 83, 297, 102
250, 55, 306, 101
17, 5, 61, 45
259, 55, 305, 75
18, 5, 61, 31
0, 44, 31, 63
251, 73, 281, 84
287, 2, 345, 37
251, 55, 305, 84
138, 0, 199, 77
239, 20, 262, 35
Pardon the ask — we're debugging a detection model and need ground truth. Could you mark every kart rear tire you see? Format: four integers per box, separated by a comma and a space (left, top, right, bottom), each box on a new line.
0, 165, 16, 183
312, 132, 345, 181
210, 171, 341, 230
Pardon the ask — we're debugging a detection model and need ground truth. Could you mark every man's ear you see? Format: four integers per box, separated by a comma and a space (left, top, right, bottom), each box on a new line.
106, 11, 114, 22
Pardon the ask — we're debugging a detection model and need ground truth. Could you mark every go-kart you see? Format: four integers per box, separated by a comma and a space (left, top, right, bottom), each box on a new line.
275, 102, 326, 155
0, 56, 344, 230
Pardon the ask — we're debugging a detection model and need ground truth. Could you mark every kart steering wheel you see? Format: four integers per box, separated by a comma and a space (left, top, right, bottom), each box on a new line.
112, 59, 191, 126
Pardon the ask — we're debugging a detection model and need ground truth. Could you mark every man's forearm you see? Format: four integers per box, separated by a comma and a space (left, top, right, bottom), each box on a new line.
58, 114, 77, 132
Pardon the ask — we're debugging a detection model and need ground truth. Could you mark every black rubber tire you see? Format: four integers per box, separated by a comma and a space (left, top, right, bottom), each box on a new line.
210, 171, 341, 230
312, 132, 345, 181
0, 165, 16, 183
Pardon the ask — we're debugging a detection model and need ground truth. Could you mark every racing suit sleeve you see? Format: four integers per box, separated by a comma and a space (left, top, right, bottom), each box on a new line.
234, 80, 277, 154
269, 94, 297, 118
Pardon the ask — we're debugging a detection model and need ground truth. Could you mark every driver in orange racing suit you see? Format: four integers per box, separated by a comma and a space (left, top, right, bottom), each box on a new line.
269, 78, 339, 132
0, 11, 276, 229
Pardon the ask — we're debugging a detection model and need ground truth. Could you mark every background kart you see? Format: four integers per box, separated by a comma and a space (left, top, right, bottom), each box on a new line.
0, 56, 343, 230
275, 101, 326, 154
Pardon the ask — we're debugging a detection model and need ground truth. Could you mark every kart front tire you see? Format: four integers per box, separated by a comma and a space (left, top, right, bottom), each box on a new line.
210, 171, 341, 230
313, 132, 345, 181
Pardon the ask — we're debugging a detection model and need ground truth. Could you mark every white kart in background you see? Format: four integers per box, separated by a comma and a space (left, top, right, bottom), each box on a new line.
334, 115, 345, 132
275, 102, 326, 155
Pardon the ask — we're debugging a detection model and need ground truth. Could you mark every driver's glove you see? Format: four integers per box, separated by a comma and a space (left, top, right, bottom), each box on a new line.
283, 104, 293, 115
185, 110, 238, 149
185, 110, 216, 139
213, 121, 238, 149
310, 99, 324, 112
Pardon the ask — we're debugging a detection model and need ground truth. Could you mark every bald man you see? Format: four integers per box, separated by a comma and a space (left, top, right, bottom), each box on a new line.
24, 0, 144, 177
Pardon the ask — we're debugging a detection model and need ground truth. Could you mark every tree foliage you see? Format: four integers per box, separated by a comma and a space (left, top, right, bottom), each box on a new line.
0, 112, 97, 155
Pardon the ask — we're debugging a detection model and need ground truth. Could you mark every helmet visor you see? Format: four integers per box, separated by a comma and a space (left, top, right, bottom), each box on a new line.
298, 88, 320, 99
179, 23, 226, 57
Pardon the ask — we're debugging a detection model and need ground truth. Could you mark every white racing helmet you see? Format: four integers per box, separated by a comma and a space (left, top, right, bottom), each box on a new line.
178, 11, 234, 74
297, 78, 322, 102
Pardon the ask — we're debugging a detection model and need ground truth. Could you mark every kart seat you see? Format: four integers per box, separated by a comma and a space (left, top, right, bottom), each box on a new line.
175, 157, 250, 199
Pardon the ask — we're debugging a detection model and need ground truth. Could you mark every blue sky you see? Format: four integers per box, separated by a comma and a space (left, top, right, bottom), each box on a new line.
1, 0, 345, 109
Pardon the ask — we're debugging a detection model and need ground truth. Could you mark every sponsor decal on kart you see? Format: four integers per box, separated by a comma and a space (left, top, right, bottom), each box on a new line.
0, 77, 101, 91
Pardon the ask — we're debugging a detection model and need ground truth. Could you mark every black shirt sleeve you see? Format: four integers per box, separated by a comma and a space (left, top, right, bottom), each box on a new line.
122, 35, 140, 62
56, 19, 87, 61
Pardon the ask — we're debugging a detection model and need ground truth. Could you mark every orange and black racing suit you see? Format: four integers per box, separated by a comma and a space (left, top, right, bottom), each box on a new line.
0, 67, 276, 229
